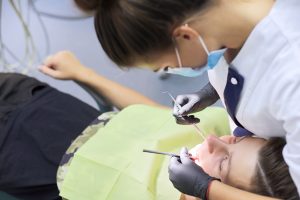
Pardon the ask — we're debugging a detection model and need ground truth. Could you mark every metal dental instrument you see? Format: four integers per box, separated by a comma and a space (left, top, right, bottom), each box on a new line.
143, 149, 195, 161
162, 91, 206, 140
143, 149, 180, 158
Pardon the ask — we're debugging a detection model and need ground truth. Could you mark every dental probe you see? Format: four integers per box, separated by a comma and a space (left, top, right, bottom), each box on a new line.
163, 92, 207, 140
143, 149, 195, 161
143, 149, 180, 158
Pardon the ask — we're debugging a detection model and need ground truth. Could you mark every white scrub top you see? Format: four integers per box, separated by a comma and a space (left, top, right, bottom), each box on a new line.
208, 0, 300, 195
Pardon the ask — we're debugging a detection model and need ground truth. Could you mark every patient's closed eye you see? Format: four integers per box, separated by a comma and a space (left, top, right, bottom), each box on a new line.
219, 155, 229, 172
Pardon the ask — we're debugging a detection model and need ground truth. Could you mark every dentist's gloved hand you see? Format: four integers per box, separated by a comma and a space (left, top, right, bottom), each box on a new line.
168, 147, 218, 200
173, 82, 219, 125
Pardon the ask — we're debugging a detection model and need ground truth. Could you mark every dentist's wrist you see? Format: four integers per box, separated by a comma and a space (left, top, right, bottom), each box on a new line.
197, 83, 219, 107
205, 180, 219, 200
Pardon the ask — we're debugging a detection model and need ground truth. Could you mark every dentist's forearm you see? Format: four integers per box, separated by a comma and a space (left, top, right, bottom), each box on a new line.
208, 181, 280, 200
76, 68, 166, 110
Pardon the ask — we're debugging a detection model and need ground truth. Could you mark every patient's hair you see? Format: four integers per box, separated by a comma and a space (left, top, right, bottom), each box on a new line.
250, 138, 299, 200
94, 0, 210, 66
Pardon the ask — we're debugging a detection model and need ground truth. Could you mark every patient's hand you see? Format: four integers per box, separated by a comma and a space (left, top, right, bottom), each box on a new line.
39, 51, 92, 81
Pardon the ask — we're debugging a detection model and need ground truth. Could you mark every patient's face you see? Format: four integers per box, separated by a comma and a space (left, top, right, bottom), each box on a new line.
190, 135, 266, 190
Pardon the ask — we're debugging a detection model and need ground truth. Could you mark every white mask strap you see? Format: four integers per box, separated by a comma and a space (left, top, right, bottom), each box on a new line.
198, 35, 210, 55
174, 46, 183, 68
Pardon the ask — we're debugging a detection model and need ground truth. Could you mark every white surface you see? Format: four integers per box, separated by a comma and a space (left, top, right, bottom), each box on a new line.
208, 0, 300, 194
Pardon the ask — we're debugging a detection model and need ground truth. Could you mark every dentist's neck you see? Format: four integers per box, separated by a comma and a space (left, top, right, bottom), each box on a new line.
193, 0, 275, 50
219, 0, 275, 49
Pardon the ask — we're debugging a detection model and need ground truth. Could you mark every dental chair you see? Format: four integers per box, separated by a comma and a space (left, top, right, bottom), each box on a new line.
76, 81, 115, 113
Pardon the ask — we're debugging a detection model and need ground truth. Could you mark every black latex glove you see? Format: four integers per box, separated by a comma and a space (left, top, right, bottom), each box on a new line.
168, 147, 218, 200
173, 82, 219, 125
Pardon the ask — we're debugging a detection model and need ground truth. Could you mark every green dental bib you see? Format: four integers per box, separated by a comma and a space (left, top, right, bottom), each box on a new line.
60, 105, 230, 200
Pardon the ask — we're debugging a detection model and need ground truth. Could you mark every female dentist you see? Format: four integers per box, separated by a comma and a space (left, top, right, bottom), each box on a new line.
92, 0, 300, 199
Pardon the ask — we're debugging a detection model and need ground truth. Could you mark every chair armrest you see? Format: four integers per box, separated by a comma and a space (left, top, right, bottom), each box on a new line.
75, 81, 115, 113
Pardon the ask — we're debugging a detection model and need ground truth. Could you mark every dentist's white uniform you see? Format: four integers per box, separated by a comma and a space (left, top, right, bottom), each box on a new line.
208, 0, 300, 194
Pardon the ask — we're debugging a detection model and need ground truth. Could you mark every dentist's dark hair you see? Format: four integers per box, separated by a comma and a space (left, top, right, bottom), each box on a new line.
94, 0, 210, 66
74, 0, 100, 12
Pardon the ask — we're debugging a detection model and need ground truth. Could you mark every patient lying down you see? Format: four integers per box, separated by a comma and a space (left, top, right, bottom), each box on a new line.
181, 135, 299, 200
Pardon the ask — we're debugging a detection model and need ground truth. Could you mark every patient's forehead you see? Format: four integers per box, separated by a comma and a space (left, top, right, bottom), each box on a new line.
226, 137, 266, 189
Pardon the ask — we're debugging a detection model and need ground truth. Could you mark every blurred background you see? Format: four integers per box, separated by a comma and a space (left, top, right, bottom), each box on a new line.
0, 0, 212, 108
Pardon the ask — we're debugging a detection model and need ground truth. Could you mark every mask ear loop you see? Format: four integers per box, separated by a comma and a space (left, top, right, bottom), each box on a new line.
198, 35, 210, 56
173, 27, 183, 69
174, 45, 183, 68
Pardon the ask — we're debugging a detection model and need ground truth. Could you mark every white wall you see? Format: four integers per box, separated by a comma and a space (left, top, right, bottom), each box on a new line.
1, 0, 211, 109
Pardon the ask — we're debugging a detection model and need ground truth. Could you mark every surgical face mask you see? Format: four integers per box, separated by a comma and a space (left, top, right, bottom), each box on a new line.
166, 66, 208, 77
198, 36, 227, 70
166, 36, 226, 77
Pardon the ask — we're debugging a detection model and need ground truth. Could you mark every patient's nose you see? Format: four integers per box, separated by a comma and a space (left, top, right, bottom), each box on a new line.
206, 135, 228, 154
